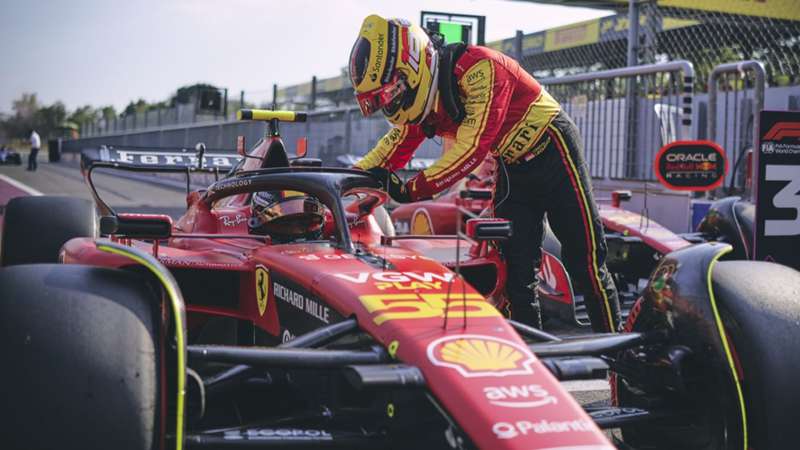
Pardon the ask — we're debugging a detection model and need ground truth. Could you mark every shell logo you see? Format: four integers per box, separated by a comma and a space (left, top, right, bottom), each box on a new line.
427, 334, 536, 378
411, 209, 434, 235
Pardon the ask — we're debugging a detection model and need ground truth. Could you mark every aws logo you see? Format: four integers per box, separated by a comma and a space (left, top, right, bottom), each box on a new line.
484, 384, 558, 408
427, 334, 535, 378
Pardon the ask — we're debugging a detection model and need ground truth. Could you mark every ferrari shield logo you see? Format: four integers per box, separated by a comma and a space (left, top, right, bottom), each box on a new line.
255, 265, 270, 316
427, 334, 535, 378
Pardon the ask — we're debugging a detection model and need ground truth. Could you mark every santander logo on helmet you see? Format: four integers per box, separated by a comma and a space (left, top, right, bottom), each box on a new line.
349, 15, 439, 126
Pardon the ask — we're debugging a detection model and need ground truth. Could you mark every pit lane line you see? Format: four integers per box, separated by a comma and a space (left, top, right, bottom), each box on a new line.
0, 174, 42, 197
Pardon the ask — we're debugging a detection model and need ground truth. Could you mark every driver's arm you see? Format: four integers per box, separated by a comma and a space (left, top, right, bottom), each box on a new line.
405, 58, 513, 201
354, 125, 426, 171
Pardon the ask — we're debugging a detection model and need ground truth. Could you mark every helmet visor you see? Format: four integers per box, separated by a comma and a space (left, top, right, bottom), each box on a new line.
355, 75, 407, 117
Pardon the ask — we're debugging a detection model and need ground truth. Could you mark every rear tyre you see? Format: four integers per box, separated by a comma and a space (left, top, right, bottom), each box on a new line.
1, 195, 96, 266
0, 264, 162, 450
616, 260, 800, 449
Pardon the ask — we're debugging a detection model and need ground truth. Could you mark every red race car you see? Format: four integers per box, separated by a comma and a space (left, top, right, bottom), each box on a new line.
1, 110, 797, 450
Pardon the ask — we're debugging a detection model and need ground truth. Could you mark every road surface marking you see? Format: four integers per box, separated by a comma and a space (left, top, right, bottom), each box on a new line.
0, 174, 43, 196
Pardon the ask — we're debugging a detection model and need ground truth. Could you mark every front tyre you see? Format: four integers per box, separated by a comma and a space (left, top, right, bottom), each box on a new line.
1, 195, 97, 266
0, 264, 163, 450
616, 260, 800, 450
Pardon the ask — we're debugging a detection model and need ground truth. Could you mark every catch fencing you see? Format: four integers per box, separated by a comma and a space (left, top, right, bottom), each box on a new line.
540, 60, 694, 180
512, 2, 799, 90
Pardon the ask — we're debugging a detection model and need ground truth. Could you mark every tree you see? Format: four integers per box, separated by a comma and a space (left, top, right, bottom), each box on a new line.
33, 101, 67, 138
99, 106, 117, 120
1, 93, 40, 139
68, 105, 97, 128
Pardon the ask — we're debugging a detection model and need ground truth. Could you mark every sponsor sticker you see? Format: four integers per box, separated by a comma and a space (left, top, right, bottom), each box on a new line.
427, 334, 535, 378
359, 293, 500, 324
281, 329, 295, 343
274, 281, 331, 324
224, 428, 332, 441
654, 140, 727, 191
220, 214, 248, 227
492, 419, 595, 439
336, 271, 454, 292
110, 150, 237, 168
255, 265, 269, 316
483, 384, 558, 408
158, 256, 239, 270
410, 209, 434, 235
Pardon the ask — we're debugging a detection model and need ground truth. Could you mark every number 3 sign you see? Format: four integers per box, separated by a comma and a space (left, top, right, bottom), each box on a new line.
755, 111, 800, 269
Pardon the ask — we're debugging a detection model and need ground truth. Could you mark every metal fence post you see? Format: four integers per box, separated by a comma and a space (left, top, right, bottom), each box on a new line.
272, 84, 278, 110
311, 76, 317, 111
344, 108, 352, 155
708, 60, 767, 199
514, 30, 523, 62
223, 88, 229, 120
627, 0, 640, 67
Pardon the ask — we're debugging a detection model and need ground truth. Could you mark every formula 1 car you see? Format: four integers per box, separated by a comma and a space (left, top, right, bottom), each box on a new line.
1, 110, 798, 450
0, 146, 23, 165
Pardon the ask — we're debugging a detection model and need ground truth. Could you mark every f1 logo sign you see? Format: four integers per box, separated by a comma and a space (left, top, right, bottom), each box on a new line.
763, 122, 800, 141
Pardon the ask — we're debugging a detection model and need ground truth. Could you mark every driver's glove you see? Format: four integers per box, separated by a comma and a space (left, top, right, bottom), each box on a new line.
367, 167, 412, 203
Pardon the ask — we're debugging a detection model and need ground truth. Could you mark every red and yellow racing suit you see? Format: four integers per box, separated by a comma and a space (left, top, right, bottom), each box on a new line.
355, 45, 560, 201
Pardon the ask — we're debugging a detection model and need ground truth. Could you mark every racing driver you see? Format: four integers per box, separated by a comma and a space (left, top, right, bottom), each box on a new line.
349, 14, 620, 332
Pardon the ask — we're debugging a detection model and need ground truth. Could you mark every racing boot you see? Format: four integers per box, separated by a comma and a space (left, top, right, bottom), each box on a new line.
508, 280, 543, 329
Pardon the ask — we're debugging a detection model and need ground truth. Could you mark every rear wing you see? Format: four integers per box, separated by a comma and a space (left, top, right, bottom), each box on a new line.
81, 144, 242, 216
81, 145, 241, 173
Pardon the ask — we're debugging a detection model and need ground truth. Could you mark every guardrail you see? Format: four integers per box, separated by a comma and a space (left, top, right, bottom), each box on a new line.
707, 60, 767, 197
540, 60, 694, 181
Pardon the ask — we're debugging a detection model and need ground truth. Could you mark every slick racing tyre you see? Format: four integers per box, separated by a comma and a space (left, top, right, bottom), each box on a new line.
0, 264, 162, 450
616, 261, 800, 450
1, 195, 97, 266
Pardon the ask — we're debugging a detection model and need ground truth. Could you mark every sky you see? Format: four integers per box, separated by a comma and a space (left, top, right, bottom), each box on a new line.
0, 0, 612, 113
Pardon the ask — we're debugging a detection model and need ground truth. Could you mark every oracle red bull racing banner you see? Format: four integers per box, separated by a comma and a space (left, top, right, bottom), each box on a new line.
755, 110, 800, 269
654, 140, 727, 191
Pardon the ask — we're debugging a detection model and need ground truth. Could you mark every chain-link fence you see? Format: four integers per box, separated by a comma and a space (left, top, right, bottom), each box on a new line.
541, 61, 693, 180
510, 3, 800, 92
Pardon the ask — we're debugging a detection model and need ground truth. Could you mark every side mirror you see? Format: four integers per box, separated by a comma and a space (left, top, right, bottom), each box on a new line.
465, 218, 512, 241
611, 190, 632, 208
296, 137, 308, 159
100, 213, 173, 239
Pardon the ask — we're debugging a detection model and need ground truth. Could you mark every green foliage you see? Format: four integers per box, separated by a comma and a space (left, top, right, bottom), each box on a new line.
172, 83, 220, 105
1, 93, 66, 139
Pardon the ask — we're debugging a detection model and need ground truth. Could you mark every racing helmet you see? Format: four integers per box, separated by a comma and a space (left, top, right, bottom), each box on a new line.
249, 191, 325, 242
349, 15, 439, 125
